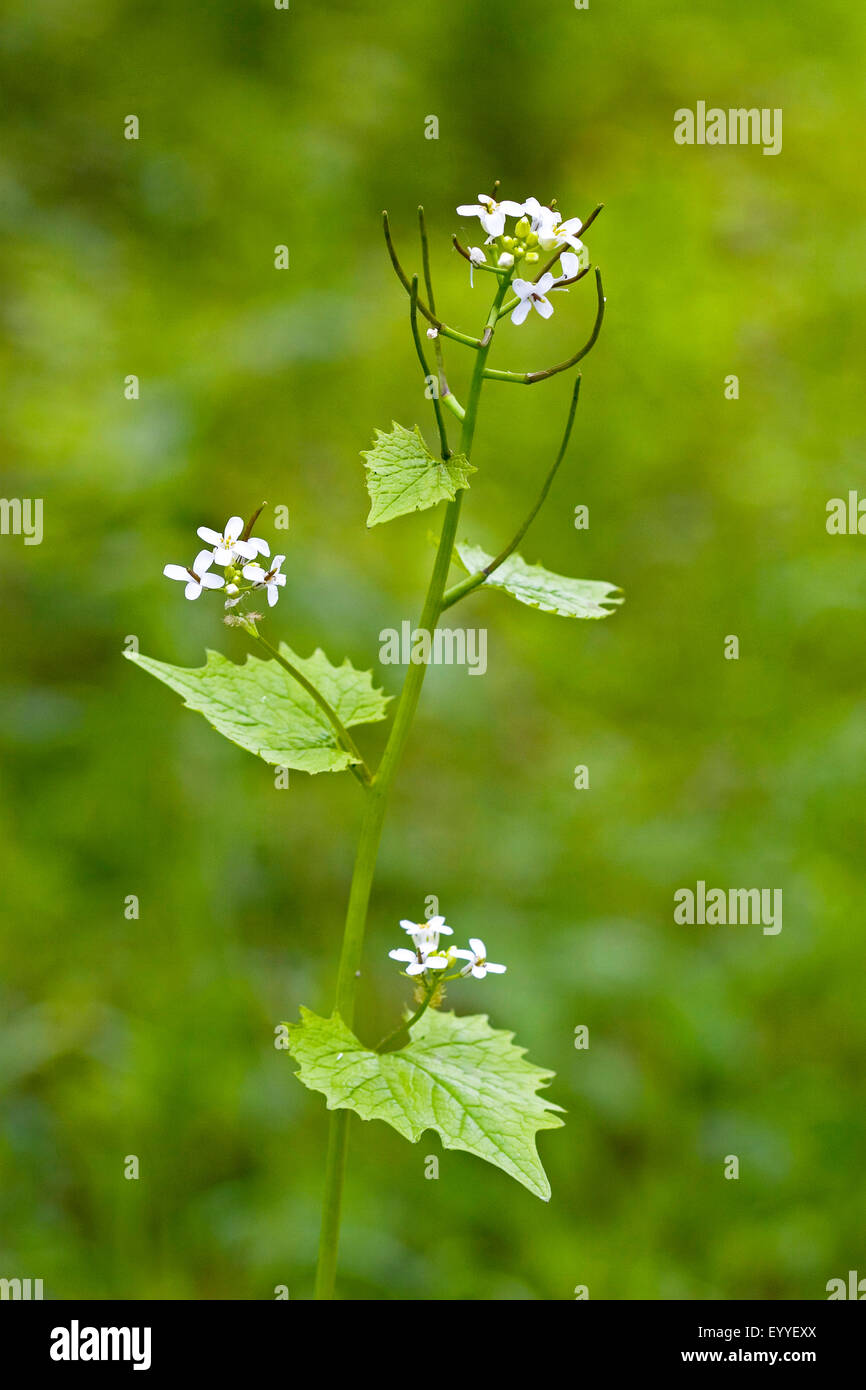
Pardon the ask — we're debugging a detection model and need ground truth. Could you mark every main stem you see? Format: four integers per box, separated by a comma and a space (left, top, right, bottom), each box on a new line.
313, 277, 510, 1300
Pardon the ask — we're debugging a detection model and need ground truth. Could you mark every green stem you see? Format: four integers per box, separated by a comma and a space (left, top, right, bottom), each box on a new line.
374, 975, 439, 1053
313, 1111, 350, 1300
314, 274, 510, 1300
244, 625, 372, 786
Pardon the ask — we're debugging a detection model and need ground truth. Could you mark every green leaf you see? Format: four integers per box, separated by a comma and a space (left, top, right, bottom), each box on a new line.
361, 422, 475, 527
286, 1007, 564, 1200
124, 644, 389, 774
457, 542, 623, 619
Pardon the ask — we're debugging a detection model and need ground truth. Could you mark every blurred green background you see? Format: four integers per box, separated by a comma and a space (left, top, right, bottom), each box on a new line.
2, 0, 865, 1300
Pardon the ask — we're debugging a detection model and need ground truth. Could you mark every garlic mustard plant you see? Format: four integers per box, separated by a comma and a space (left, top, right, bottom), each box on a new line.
127, 183, 622, 1299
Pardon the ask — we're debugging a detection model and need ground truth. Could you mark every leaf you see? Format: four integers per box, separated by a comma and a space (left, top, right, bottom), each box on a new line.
361, 422, 475, 526
124, 644, 389, 774
286, 1007, 564, 1200
456, 542, 623, 619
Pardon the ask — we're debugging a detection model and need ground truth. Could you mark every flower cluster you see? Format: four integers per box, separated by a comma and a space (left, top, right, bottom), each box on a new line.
163, 514, 286, 609
457, 191, 590, 323
389, 916, 506, 983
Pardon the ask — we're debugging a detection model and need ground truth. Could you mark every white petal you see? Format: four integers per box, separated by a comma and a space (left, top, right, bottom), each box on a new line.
426, 955, 449, 970
469, 938, 486, 956
243, 564, 266, 581
511, 278, 532, 299
536, 272, 556, 294
451, 948, 473, 961
233, 540, 257, 560
194, 549, 215, 573
267, 584, 279, 606
485, 962, 507, 974
482, 209, 505, 237
213, 547, 234, 565
499, 200, 524, 216
197, 526, 222, 546
184, 581, 202, 600
471, 964, 487, 979
405, 962, 426, 976
201, 572, 224, 589
164, 564, 189, 582
272, 555, 286, 570
457, 203, 483, 217
534, 296, 554, 319
250, 537, 270, 557
225, 516, 245, 539
400, 920, 420, 933
561, 217, 583, 234
511, 299, 532, 326
389, 949, 416, 963
559, 252, 580, 280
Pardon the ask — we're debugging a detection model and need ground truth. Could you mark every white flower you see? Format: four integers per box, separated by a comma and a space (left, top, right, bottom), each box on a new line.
452, 937, 506, 980
510, 272, 558, 325
197, 515, 269, 565
521, 196, 550, 226
457, 193, 524, 240
389, 944, 449, 976
467, 245, 486, 287
535, 208, 585, 255
163, 550, 225, 601
400, 916, 453, 952
390, 916, 454, 975
426, 327, 439, 339
242, 554, 286, 607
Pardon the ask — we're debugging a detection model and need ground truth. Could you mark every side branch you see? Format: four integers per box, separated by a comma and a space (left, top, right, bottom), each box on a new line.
409, 276, 451, 460
243, 624, 373, 787
483, 269, 606, 385
440, 374, 582, 611
418, 206, 450, 399
382, 211, 483, 349
452, 235, 510, 278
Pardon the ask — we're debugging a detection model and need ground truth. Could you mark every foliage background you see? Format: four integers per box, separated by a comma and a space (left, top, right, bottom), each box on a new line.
2, 0, 864, 1299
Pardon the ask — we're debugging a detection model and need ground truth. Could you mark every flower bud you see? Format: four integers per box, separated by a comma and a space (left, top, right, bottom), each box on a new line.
515, 216, 531, 238
524, 251, 539, 263
513, 245, 525, 260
